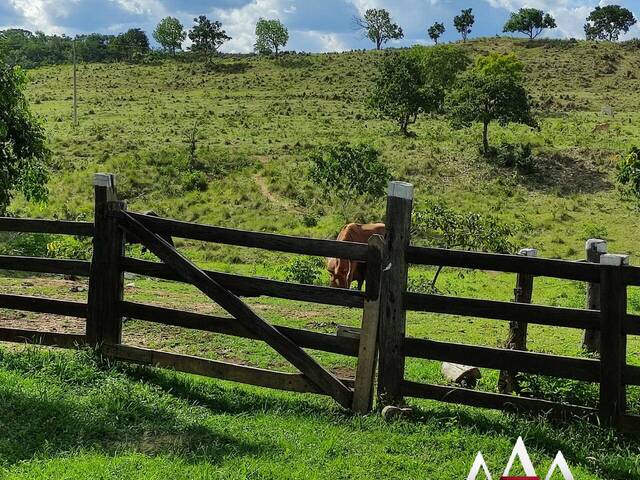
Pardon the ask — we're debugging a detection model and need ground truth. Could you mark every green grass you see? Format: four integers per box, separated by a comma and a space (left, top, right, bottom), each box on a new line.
0, 346, 639, 479
2, 37, 640, 478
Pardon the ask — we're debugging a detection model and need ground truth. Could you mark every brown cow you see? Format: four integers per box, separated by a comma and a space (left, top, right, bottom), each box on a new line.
327, 223, 386, 290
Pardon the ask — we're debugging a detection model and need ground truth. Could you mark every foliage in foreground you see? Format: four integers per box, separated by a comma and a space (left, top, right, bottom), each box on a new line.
0, 61, 49, 214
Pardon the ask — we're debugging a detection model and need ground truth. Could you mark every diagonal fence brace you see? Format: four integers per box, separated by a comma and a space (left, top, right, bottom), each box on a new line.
117, 210, 353, 408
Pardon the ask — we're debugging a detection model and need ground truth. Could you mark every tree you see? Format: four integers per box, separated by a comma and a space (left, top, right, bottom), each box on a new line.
454, 8, 475, 42
503, 8, 557, 39
411, 45, 469, 112
370, 47, 468, 136
188, 16, 231, 62
254, 18, 289, 58
369, 51, 427, 136
154, 17, 186, 56
0, 61, 49, 213
428, 22, 445, 44
112, 28, 150, 61
308, 143, 390, 216
354, 9, 404, 50
584, 5, 637, 41
446, 52, 537, 154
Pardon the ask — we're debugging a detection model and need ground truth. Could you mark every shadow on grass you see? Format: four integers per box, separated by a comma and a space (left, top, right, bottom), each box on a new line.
120, 363, 337, 418
0, 370, 269, 467
204, 62, 252, 74
517, 152, 611, 195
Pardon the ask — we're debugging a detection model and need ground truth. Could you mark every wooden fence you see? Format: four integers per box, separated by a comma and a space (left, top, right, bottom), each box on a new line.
0, 173, 639, 431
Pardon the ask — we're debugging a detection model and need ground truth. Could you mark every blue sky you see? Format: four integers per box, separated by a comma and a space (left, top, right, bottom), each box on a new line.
1, 0, 639, 52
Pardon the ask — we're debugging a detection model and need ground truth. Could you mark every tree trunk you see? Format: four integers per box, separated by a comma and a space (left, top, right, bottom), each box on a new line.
275, 45, 279, 58
482, 121, 489, 154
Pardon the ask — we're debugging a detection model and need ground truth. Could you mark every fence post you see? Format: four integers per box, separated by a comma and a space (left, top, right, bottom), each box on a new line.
377, 181, 413, 408
87, 173, 125, 347
352, 234, 386, 413
583, 239, 607, 353
498, 247, 536, 395
599, 253, 628, 428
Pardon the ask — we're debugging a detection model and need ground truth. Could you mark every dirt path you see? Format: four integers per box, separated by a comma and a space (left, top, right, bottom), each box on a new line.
252, 173, 300, 213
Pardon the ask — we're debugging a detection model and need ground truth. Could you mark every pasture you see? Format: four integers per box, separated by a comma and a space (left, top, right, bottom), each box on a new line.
1, 37, 640, 478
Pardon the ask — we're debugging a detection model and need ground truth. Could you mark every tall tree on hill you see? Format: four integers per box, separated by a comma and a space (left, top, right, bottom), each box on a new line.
112, 28, 150, 61
454, 8, 475, 43
503, 8, 557, 39
446, 52, 537, 155
154, 17, 186, 56
254, 18, 289, 58
584, 5, 637, 41
428, 22, 445, 44
354, 8, 404, 50
0, 60, 49, 213
188, 15, 231, 62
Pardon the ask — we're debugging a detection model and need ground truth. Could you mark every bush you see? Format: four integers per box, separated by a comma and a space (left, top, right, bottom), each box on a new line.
46, 236, 93, 260
0, 233, 51, 257
283, 256, 324, 285
518, 374, 598, 408
490, 142, 535, 173
182, 171, 208, 192
617, 146, 640, 201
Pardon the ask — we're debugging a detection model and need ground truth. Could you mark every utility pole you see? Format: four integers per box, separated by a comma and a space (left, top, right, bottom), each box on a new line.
73, 38, 78, 127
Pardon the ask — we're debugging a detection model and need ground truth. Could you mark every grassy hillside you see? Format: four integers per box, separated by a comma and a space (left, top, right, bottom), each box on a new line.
17, 37, 640, 261
1, 38, 640, 479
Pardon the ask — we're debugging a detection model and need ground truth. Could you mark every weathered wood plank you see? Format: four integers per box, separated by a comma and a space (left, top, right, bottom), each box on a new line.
103, 344, 355, 395
0, 328, 86, 348
0, 256, 90, 276
499, 248, 536, 394
121, 257, 364, 308
599, 254, 628, 427
404, 292, 600, 330
0, 294, 88, 318
403, 337, 600, 382
583, 239, 607, 353
87, 174, 125, 346
0, 217, 95, 236
117, 211, 354, 408
406, 245, 600, 282
118, 211, 368, 261
118, 301, 359, 357
352, 235, 385, 413
401, 381, 597, 419
378, 181, 413, 407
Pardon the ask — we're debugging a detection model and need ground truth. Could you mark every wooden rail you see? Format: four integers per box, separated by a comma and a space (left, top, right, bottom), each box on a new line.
404, 292, 600, 330
121, 257, 364, 308
0, 256, 91, 276
118, 211, 369, 261
407, 245, 601, 282
0, 217, 94, 236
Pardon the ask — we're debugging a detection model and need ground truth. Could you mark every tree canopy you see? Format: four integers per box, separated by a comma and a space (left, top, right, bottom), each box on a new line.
153, 17, 186, 56
369, 46, 468, 136
503, 8, 557, 39
584, 5, 637, 41
254, 18, 289, 57
111, 28, 150, 62
453, 8, 475, 42
446, 52, 537, 154
428, 22, 446, 44
0, 61, 49, 213
354, 9, 404, 50
188, 16, 231, 61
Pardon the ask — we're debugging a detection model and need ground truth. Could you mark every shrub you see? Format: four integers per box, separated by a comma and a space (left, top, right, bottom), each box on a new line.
0, 233, 51, 257
617, 146, 640, 201
308, 142, 389, 218
283, 256, 324, 285
182, 171, 208, 192
46, 236, 92, 260
490, 142, 535, 173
